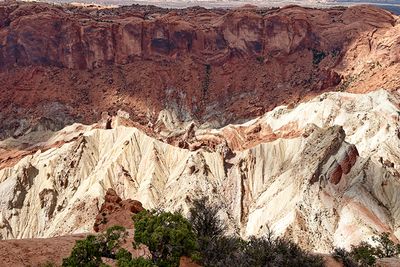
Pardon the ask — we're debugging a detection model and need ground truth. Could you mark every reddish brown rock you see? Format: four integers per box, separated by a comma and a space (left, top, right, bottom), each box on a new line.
329, 144, 359, 185
340, 145, 359, 175
329, 164, 344, 185
180, 256, 202, 267
0, 2, 398, 139
93, 188, 144, 232
0, 234, 87, 267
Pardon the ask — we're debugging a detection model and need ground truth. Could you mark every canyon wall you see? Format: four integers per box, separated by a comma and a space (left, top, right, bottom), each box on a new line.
0, 2, 399, 139
1, 2, 400, 255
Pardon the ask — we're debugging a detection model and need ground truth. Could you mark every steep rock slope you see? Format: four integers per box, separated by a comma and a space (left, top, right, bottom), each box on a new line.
1, 90, 400, 253
0, 2, 399, 139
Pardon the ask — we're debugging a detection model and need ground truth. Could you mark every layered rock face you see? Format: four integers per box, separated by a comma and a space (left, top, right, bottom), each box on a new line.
0, 2, 399, 139
1, 89, 400, 253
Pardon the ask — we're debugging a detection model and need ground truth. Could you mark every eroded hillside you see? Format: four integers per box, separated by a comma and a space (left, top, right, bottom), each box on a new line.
2, 90, 400, 254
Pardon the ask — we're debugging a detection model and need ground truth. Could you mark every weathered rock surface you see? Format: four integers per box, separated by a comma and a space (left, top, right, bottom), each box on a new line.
1, 90, 400, 253
93, 188, 144, 232
0, 234, 87, 267
0, 2, 399, 139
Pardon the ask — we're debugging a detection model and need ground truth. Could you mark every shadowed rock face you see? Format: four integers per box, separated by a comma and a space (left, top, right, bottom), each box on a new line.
0, 2, 399, 139
0, 3, 395, 68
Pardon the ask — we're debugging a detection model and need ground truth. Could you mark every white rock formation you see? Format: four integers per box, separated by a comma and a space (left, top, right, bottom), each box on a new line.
1, 89, 400, 253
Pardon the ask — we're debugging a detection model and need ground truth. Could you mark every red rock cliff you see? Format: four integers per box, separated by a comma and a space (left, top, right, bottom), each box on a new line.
0, 2, 398, 138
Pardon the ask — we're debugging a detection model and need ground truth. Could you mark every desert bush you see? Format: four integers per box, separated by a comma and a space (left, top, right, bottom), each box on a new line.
189, 197, 225, 241
62, 225, 127, 267
133, 210, 199, 267
372, 232, 400, 258
189, 197, 243, 266
332, 232, 400, 267
350, 242, 377, 266
255, 237, 323, 267
98, 225, 128, 258
333, 242, 376, 267
198, 235, 246, 267
188, 197, 323, 267
312, 49, 326, 65
63, 198, 351, 267
62, 235, 103, 267
256, 56, 265, 63
332, 247, 359, 267
116, 248, 154, 267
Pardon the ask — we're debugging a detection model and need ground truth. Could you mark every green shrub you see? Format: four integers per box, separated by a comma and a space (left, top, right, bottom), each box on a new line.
189, 197, 225, 240
116, 248, 154, 267
256, 56, 265, 63
62, 235, 102, 267
332, 247, 358, 267
189, 197, 241, 266
244, 235, 275, 266
267, 238, 324, 267
133, 210, 199, 267
372, 232, 400, 258
98, 225, 128, 258
123, 257, 154, 267
350, 242, 377, 266
199, 235, 246, 267
188, 197, 323, 267
333, 232, 400, 266
312, 49, 326, 65
62, 226, 127, 267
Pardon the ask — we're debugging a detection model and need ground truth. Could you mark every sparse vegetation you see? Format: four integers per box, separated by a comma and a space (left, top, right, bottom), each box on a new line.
312, 49, 327, 65
256, 56, 265, 63
116, 249, 154, 267
369, 61, 382, 70
189, 197, 225, 241
188, 197, 324, 267
373, 232, 400, 258
350, 242, 377, 266
331, 47, 341, 58
65, 200, 400, 267
202, 64, 211, 99
338, 74, 357, 91
133, 210, 200, 267
332, 247, 358, 267
62, 235, 103, 267
333, 232, 400, 267
188, 197, 234, 266
62, 225, 128, 267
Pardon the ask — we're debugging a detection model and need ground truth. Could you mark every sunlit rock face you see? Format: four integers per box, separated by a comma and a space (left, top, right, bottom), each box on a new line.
1, 90, 400, 253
